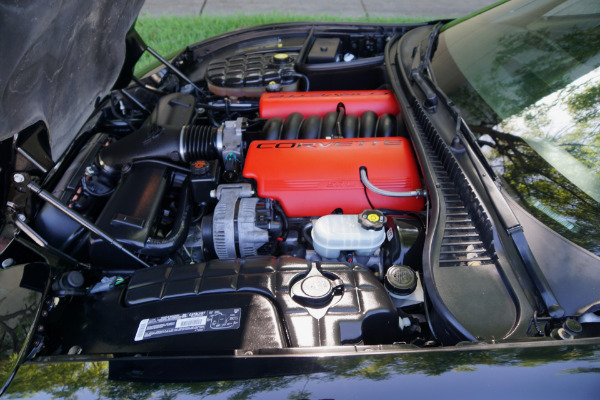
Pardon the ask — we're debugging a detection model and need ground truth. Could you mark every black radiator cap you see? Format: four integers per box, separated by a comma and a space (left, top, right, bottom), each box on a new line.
385, 265, 417, 296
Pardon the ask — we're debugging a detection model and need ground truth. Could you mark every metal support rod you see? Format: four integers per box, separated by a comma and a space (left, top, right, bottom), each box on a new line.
26, 180, 151, 268
119, 89, 149, 114
146, 46, 202, 93
14, 218, 48, 248
16, 148, 49, 173
14, 217, 82, 267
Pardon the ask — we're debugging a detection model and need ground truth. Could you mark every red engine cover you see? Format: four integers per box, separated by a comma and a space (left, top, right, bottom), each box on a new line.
243, 138, 424, 217
259, 90, 400, 119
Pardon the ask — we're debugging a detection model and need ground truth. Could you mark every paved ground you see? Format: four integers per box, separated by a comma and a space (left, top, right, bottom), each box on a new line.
141, 0, 498, 19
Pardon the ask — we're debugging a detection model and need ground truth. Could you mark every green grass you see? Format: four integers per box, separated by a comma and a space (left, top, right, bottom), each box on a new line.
134, 13, 428, 74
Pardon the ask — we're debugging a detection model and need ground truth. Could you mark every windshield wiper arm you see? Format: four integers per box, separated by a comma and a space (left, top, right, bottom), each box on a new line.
410, 23, 442, 111
411, 72, 438, 111
448, 116, 565, 319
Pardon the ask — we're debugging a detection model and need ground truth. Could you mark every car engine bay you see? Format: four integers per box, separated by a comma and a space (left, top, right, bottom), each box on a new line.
2, 24, 598, 363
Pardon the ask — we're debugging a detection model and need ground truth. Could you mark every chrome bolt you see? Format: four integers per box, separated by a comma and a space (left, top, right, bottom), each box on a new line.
13, 173, 24, 183
67, 346, 82, 355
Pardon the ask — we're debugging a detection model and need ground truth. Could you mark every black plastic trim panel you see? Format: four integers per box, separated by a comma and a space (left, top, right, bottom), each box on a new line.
411, 99, 497, 267
125, 256, 398, 347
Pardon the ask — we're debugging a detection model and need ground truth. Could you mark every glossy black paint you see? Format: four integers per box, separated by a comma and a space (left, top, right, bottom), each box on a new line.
6, 342, 600, 399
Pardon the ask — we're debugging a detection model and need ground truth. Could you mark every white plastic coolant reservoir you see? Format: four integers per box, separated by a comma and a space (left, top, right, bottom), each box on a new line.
311, 214, 386, 259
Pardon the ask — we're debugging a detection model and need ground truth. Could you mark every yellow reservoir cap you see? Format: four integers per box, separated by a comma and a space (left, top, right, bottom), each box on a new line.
367, 213, 380, 222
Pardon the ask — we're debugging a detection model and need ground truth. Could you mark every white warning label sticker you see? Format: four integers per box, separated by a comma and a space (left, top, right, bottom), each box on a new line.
175, 316, 207, 328
387, 227, 394, 242
134, 308, 241, 342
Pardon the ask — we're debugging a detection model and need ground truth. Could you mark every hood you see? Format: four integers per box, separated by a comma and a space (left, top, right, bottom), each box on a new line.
0, 0, 145, 160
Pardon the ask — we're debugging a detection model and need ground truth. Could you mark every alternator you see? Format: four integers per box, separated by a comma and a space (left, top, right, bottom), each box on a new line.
203, 183, 281, 259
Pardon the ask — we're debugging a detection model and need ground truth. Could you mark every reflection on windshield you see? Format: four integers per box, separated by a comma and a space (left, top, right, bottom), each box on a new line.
498, 68, 600, 191
432, 0, 600, 255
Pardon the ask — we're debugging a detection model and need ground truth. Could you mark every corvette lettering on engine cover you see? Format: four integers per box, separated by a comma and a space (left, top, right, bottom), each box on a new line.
243, 137, 425, 217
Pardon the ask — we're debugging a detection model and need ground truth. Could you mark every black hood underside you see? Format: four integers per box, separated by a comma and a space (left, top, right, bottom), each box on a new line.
0, 0, 145, 160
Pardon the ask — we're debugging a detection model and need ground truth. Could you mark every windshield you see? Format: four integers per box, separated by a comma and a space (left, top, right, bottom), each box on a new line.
431, 0, 600, 255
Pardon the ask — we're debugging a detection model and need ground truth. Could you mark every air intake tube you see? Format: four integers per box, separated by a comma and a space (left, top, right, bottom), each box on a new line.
97, 93, 246, 177
97, 124, 218, 175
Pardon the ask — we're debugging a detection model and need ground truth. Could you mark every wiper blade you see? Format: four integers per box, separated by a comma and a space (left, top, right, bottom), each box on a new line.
449, 116, 565, 319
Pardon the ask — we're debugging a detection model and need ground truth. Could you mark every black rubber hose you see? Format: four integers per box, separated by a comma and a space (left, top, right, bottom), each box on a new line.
180, 124, 219, 161
141, 183, 192, 257
131, 76, 166, 95
302, 222, 313, 247
272, 202, 289, 240
282, 72, 310, 92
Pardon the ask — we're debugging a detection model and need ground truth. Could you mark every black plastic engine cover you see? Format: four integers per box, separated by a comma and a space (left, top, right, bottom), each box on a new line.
53, 289, 286, 355
125, 256, 399, 347
89, 163, 169, 266
34, 133, 110, 252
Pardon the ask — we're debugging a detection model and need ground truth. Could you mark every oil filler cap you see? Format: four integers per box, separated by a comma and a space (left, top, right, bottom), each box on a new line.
291, 263, 344, 307
385, 265, 417, 296
359, 209, 387, 231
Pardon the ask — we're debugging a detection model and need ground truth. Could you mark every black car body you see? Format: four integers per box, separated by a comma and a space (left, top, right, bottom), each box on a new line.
0, 0, 599, 397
